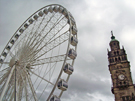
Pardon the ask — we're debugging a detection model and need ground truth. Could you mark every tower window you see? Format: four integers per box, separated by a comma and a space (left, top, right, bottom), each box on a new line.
112, 58, 114, 62
115, 58, 117, 61
117, 51, 119, 55
109, 59, 111, 63
122, 96, 130, 101
114, 51, 116, 55
118, 57, 121, 61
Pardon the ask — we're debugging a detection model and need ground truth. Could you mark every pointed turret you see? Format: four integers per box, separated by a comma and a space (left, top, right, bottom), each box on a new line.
109, 31, 120, 51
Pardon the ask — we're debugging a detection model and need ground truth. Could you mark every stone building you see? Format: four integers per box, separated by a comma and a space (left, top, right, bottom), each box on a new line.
107, 31, 135, 101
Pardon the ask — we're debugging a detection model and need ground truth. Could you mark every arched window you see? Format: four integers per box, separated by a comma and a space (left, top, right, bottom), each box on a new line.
124, 81, 126, 85
118, 57, 121, 61
112, 58, 114, 62
115, 58, 117, 61
114, 51, 116, 55
109, 59, 112, 63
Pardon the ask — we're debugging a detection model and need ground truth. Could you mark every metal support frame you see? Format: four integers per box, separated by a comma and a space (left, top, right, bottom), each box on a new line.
0, 66, 15, 101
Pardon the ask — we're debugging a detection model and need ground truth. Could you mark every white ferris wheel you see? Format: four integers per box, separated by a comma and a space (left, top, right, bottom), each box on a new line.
0, 4, 78, 101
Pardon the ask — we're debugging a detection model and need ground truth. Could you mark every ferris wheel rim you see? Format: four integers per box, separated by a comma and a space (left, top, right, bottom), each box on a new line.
0, 4, 78, 101
0, 4, 69, 58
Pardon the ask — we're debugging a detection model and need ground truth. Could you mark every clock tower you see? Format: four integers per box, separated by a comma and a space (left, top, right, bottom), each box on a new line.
107, 31, 135, 101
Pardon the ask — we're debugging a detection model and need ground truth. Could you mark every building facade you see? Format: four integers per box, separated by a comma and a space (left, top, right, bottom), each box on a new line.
107, 32, 135, 101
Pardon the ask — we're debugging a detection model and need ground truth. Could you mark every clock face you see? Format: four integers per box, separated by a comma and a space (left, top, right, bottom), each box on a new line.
118, 74, 125, 80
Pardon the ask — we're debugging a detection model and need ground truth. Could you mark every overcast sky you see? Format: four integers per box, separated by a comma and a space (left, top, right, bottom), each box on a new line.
1, 0, 135, 101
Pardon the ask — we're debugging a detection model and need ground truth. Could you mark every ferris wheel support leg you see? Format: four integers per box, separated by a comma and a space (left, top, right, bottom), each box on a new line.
14, 67, 18, 101
27, 74, 38, 101
17, 82, 23, 101
0, 66, 15, 101
24, 79, 28, 101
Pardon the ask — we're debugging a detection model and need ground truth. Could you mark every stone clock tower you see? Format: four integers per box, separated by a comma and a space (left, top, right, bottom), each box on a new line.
107, 31, 135, 101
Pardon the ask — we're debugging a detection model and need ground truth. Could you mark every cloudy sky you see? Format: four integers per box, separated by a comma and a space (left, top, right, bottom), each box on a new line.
1, 0, 135, 101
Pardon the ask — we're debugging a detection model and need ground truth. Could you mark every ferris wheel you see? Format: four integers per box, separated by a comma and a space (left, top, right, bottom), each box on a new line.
0, 4, 78, 101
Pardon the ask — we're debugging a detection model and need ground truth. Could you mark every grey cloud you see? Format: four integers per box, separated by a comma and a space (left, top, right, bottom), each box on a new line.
1, 0, 135, 101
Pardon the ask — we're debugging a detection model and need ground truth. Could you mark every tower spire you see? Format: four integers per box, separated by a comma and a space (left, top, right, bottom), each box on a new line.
111, 30, 113, 36
111, 31, 115, 40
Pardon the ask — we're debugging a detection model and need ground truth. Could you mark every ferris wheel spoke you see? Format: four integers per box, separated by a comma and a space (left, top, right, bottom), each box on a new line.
0, 81, 6, 95
31, 61, 56, 91
29, 69, 54, 85
4, 85, 14, 101
10, 89, 14, 101
24, 78, 28, 101
31, 30, 69, 62
41, 27, 68, 49
31, 54, 70, 66
0, 62, 10, 65
25, 18, 38, 42
0, 68, 11, 85
4, 84, 12, 100
27, 14, 64, 54
36, 17, 67, 50
21, 18, 68, 64
26, 73, 38, 101
18, 84, 23, 101
6, 85, 13, 100
59, 91, 63, 98
43, 62, 57, 82
11, 34, 28, 59
0, 68, 8, 77
8, 50, 15, 58
31, 62, 50, 89
0, 66, 15, 101
25, 21, 39, 47
32, 62, 57, 100
29, 14, 46, 39
27, 12, 56, 48
38, 63, 57, 100
32, 14, 64, 49
18, 69, 29, 101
